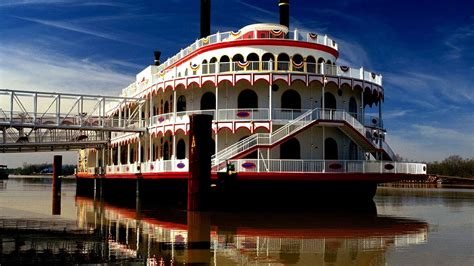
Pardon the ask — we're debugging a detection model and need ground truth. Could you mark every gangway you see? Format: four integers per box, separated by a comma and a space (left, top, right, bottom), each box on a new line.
0, 89, 145, 153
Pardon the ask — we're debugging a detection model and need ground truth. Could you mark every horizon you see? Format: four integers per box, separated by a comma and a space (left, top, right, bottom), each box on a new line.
0, 0, 473, 167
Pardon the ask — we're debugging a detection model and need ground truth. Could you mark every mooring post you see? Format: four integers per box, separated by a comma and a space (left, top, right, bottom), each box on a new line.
186, 211, 211, 264
52, 155, 62, 215
188, 114, 213, 211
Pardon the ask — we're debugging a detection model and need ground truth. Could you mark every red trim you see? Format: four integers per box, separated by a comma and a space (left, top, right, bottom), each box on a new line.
166, 39, 339, 71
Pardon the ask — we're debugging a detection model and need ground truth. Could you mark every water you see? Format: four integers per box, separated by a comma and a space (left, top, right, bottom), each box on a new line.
0, 177, 473, 265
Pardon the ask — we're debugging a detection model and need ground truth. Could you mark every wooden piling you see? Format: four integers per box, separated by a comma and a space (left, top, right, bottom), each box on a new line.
52, 155, 62, 215
187, 114, 212, 211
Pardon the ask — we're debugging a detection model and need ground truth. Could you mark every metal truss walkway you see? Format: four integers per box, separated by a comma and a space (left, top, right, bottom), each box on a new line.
0, 89, 145, 152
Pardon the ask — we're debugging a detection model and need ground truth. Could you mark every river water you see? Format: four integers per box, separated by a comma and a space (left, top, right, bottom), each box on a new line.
0, 177, 473, 265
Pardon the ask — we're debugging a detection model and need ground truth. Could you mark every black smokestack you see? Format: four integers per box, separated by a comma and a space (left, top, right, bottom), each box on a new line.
200, 0, 211, 38
154, 51, 161, 66
279, 0, 289, 29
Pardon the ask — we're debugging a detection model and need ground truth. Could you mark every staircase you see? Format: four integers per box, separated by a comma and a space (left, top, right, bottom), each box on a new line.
212, 108, 321, 167
211, 108, 397, 167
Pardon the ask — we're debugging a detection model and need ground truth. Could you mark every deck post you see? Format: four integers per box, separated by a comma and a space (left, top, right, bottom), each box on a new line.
188, 114, 212, 211
52, 155, 62, 215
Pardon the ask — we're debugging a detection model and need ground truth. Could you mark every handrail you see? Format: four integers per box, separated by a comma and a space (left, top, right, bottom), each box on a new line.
211, 108, 395, 165
216, 159, 426, 175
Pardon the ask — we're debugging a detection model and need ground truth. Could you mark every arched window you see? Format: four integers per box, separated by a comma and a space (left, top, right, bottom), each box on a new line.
306, 56, 316, 73
292, 54, 304, 72
209, 57, 217, 73
349, 96, 357, 118
281, 90, 301, 111
220, 55, 230, 72
184, 68, 188, 76
325, 138, 338, 160
177, 95, 186, 112
325, 60, 334, 75
262, 53, 275, 70
247, 53, 259, 70
164, 101, 170, 113
277, 53, 290, 71
349, 141, 358, 160
202, 59, 208, 74
200, 92, 216, 110
177, 139, 186, 159
163, 141, 170, 160
280, 138, 300, 159
322, 92, 336, 110
238, 89, 258, 109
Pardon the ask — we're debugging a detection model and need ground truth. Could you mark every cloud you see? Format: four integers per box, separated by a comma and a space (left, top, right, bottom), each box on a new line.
12, 16, 146, 47
0, 44, 133, 95
443, 17, 474, 60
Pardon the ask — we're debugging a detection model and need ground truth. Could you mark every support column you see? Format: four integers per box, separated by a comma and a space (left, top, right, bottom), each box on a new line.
118, 145, 121, 165
268, 83, 272, 125
127, 143, 131, 164
52, 155, 62, 215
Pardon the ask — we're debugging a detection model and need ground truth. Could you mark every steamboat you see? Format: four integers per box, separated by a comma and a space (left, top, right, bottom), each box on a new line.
76, 0, 426, 201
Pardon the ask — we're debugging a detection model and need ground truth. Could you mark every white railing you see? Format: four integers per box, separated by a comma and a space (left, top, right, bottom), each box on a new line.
217, 159, 427, 175
211, 108, 395, 166
149, 29, 337, 74
212, 108, 316, 166
107, 159, 189, 174
149, 109, 269, 127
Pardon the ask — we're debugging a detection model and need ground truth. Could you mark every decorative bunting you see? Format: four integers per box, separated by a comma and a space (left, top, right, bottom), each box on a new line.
292, 60, 304, 68
202, 36, 210, 44
237, 61, 250, 68
189, 62, 200, 71
340, 66, 350, 72
230, 30, 241, 37
271, 29, 284, 37
308, 33, 318, 40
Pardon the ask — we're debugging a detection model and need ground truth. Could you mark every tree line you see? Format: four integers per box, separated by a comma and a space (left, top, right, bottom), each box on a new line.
426, 155, 474, 178
7, 163, 76, 176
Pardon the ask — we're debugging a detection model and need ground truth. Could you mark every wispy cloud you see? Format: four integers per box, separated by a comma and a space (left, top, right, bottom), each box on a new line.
443, 17, 474, 60
0, 44, 133, 95
12, 16, 146, 47
0, 0, 129, 8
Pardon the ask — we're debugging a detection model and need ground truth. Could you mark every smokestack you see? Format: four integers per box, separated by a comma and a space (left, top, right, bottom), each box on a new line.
154, 51, 161, 66
279, 0, 289, 29
200, 0, 211, 38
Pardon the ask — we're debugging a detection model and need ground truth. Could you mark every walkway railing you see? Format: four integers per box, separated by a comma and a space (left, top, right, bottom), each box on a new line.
0, 89, 145, 132
106, 159, 189, 174
216, 159, 427, 175
101, 159, 426, 175
198, 61, 382, 86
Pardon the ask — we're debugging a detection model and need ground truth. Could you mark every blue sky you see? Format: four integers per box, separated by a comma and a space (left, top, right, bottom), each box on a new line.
0, 0, 473, 166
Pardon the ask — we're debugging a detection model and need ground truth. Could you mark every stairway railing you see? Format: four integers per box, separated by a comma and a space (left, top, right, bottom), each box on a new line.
212, 108, 397, 166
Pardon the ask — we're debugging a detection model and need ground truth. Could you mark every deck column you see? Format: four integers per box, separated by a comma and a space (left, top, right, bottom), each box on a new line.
52, 155, 62, 215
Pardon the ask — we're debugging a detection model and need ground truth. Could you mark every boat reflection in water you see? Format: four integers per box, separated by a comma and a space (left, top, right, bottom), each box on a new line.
76, 197, 428, 265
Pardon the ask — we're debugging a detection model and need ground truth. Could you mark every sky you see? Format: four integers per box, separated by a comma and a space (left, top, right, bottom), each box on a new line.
0, 0, 473, 167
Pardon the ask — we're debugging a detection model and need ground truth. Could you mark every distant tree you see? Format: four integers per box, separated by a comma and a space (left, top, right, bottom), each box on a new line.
427, 155, 474, 178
